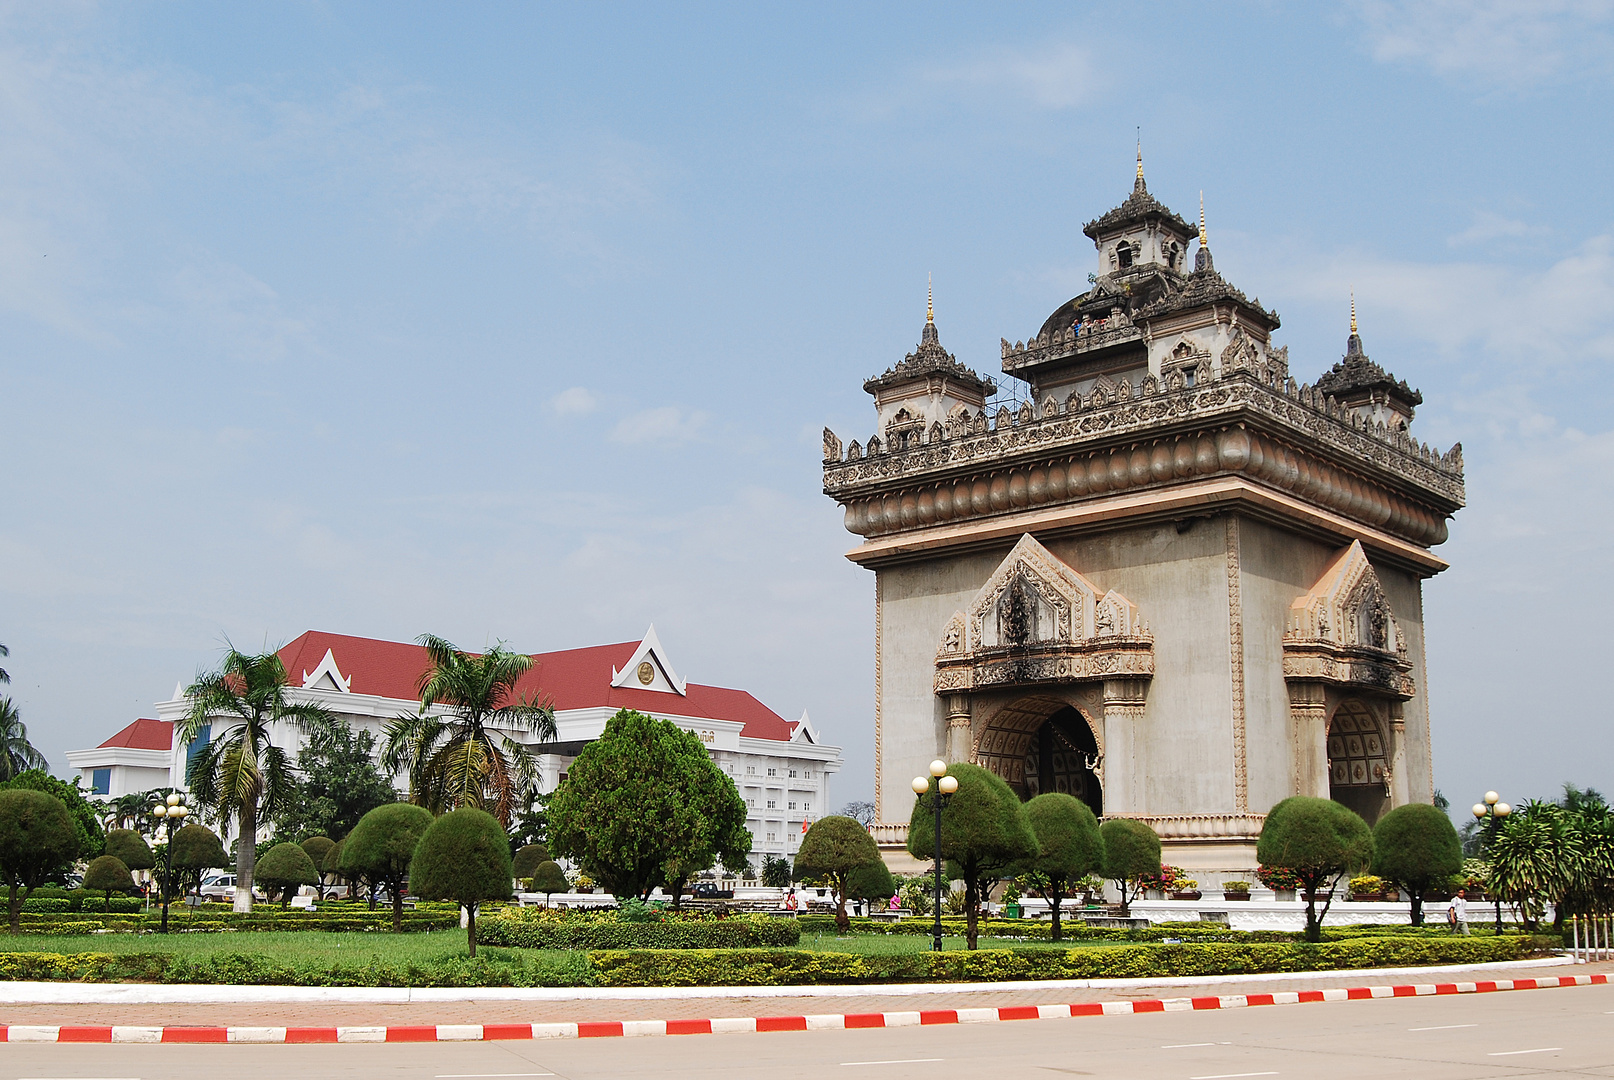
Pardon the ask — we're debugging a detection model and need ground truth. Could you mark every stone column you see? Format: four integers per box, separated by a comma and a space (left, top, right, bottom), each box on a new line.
1101, 678, 1148, 815
944, 694, 972, 763
1388, 703, 1409, 808
1287, 681, 1329, 798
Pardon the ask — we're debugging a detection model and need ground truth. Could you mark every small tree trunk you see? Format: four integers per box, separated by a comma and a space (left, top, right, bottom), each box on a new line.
964, 877, 979, 951
1410, 890, 1424, 926
834, 875, 849, 934
234, 799, 257, 913
7, 884, 22, 934
392, 882, 404, 933
1050, 892, 1063, 942
466, 903, 477, 958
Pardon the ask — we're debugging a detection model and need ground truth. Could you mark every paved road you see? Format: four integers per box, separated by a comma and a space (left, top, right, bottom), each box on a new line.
3, 981, 1609, 1079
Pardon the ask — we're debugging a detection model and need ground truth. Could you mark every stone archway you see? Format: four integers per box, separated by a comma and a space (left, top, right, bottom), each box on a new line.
972, 695, 1103, 816
1327, 698, 1391, 825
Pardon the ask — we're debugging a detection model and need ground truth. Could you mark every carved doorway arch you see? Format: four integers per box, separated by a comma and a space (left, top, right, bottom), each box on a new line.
972, 695, 1103, 816
1327, 698, 1391, 825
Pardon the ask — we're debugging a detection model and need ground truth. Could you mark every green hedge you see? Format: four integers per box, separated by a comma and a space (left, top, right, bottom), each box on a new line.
0, 934, 1554, 987
589, 935, 1556, 987
797, 915, 1281, 943
478, 915, 800, 950
3, 910, 460, 935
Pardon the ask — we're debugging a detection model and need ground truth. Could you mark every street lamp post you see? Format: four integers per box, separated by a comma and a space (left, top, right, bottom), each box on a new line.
911, 759, 959, 954
1471, 790, 1512, 935
150, 793, 190, 934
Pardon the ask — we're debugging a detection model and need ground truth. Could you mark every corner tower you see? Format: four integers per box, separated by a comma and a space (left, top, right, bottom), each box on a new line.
823, 164, 1465, 880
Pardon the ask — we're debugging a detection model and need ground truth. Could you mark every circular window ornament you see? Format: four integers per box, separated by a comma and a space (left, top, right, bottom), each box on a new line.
637, 661, 655, 685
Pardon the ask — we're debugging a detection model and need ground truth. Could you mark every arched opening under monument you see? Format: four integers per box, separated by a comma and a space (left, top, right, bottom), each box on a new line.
1327, 698, 1390, 825
972, 696, 1103, 817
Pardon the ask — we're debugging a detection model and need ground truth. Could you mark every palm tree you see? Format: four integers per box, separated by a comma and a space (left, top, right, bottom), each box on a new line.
0, 642, 10, 684
382, 635, 556, 827
0, 698, 47, 780
177, 648, 337, 912
99, 792, 153, 833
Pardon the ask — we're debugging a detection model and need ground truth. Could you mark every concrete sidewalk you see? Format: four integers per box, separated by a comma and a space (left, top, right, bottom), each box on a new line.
0, 958, 1604, 1029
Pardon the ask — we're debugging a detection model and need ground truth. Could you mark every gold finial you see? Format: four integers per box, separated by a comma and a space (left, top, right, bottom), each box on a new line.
1198, 191, 1207, 247
1350, 289, 1358, 335
1135, 131, 1144, 181
927, 274, 934, 324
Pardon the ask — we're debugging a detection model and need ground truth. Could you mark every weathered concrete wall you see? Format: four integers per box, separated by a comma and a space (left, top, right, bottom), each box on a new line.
1045, 519, 1234, 816
1376, 561, 1433, 804
874, 548, 1002, 822
1238, 517, 1340, 816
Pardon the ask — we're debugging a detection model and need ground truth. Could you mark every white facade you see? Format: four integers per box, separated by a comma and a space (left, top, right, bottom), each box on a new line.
69, 628, 843, 865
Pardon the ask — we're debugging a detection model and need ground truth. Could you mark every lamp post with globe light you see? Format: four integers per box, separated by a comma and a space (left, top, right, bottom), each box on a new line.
1472, 791, 1511, 935
151, 793, 190, 934
912, 760, 959, 953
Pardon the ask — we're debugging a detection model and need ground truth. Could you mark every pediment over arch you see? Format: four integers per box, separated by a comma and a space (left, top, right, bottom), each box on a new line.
934, 534, 1152, 693
1283, 540, 1414, 698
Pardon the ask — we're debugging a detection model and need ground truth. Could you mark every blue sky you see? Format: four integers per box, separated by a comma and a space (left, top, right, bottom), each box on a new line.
2, 2, 1612, 816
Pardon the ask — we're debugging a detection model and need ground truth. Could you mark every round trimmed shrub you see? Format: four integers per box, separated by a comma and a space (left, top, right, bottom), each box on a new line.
343, 803, 434, 930
1099, 817, 1162, 908
256, 842, 320, 908
1371, 802, 1462, 926
300, 836, 335, 876
83, 855, 134, 912
0, 789, 80, 932
408, 807, 513, 957
512, 843, 551, 880
1258, 796, 1374, 942
846, 860, 896, 905
528, 859, 568, 898
104, 829, 155, 873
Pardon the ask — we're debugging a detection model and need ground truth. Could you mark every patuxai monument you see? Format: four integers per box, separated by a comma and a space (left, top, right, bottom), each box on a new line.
822, 155, 1466, 881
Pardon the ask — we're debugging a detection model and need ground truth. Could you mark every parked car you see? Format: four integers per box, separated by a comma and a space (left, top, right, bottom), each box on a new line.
198, 874, 264, 902
689, 883, 735, 899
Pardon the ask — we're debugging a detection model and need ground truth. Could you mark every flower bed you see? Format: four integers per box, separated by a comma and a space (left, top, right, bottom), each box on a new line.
478, 912, 800, 950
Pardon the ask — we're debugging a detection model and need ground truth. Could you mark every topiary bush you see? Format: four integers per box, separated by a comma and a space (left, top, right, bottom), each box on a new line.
342, 802, 435, 931
528, 860, 568, 900
408, 807, 513, 956
104, 829, 155, 873
1099, 817, 1161, 909
255, 843, 320, 908
512, 843, 551, 881
1258, 796, 1374, 942
82, 855, 134, 913
0, 789, 81, 932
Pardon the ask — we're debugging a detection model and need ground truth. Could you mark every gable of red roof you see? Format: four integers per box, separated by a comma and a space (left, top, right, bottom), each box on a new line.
274, 631, 794, 742
100, 718, 173, 752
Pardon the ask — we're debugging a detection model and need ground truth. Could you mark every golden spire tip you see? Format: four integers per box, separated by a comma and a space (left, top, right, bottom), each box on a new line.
1198, 191, 1207, 246
1135, 132, 1144, 181
927, 274, 934, 324
1350, 289, 1358, 335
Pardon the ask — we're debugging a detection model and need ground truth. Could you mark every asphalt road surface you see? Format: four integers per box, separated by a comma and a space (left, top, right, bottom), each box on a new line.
3, 982, 1609, 1079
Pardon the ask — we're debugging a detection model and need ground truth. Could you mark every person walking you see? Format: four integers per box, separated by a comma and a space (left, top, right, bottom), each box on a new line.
1447, 888, 1470, 935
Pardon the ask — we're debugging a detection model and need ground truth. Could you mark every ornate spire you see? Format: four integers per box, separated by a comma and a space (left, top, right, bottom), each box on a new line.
1134, 132, 1146, 192
1194, 191, 1214, 274
1346, 290, 1364, 357
927, 274, 934, 325
1350, 289, 1358, 335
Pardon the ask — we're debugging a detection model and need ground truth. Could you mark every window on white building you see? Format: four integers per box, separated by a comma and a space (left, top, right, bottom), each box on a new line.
767, 767, 777, 776
767, 832, 777, 843
746, 766, 755, 775
788, 769, 797, 778
788, 801, 796, 810
766, 800, 776, 809
746, 799, 755, 808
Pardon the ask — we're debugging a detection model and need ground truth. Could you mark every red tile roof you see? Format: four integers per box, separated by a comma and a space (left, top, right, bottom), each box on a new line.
275, 631, 795, 742
99, 718, 174, 752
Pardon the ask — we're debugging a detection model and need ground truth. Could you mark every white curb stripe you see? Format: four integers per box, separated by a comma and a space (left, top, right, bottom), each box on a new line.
112, 1025, 164, 1043
335, 1026, 386, 1042
226, 1027, 285, 1043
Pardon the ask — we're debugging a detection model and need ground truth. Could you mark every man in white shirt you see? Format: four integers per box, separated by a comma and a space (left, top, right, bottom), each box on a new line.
1448, 888, 1470, 935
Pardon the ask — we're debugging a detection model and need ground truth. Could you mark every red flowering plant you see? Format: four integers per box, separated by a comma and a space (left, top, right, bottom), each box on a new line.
1256, 864, 1304, 891
1133, 864, 1187, 894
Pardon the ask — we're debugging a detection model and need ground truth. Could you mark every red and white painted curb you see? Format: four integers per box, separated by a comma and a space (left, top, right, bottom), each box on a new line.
1, 973, 1604, 1044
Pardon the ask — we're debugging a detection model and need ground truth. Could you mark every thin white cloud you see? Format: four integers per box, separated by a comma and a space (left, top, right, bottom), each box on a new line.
1353, 0, 1614, 87
609, 405, 709, 446
550, 386, 597, 416
920, 41, 1097, 109
1447, 210, 1541, 247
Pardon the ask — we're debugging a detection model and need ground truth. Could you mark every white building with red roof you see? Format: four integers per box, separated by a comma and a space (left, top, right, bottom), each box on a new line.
68, 627, 842, 861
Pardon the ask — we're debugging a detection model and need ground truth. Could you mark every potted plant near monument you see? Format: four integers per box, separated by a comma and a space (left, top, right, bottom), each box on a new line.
1257, 863, 1302, 902
1221, 880, 1252, 901
1348, 874, 1389, 902
1170, 877, 1201, 901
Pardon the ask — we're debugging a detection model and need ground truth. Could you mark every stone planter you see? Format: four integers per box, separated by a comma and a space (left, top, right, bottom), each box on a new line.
1222, 891, 1251, 902
1350, 892, 1386, 902
1275, 889, 1296, 902
1171, 890, 1202, 900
